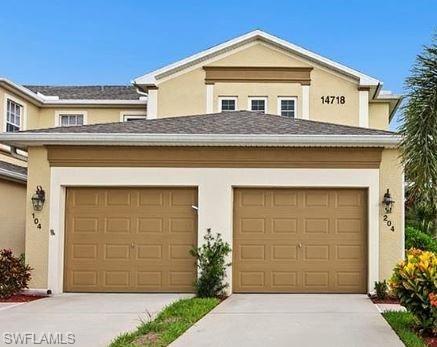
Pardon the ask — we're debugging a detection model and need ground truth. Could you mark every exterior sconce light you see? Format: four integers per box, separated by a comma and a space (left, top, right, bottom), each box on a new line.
31, 186, 46, 211
382, 189, 395, 214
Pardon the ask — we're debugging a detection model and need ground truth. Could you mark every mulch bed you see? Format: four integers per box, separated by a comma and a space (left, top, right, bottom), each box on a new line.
370, 296, 400, 304
425, 336, 437, 347
0, 294, 47, 303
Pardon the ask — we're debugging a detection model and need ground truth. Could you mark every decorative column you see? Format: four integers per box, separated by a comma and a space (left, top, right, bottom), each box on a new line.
147, 87, 158, 119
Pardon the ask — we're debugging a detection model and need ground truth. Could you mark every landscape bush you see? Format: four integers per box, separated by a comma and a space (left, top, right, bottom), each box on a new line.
390, 248, 437, 335
405, 226, 437, 253
190, 228, 231, 298
0, 249, 32, 299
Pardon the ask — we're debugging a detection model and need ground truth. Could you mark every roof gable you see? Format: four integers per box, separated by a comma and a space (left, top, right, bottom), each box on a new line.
133, 30, 380, 87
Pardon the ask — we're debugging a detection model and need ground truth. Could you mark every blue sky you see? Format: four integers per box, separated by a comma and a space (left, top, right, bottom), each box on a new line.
0, 1, 435, 129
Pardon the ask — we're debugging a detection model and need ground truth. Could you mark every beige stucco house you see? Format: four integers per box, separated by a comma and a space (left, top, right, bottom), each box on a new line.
0, 30, 403, 295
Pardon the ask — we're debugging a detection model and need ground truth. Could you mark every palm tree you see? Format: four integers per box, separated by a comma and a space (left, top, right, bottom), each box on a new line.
399, 35, 437, 235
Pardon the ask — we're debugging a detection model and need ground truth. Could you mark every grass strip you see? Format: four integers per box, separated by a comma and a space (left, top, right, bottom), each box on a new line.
382, 311, 427, 347
110, 297, 219, 347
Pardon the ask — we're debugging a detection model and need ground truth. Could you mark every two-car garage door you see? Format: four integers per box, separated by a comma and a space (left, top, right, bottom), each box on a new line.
64, 187, 367, 293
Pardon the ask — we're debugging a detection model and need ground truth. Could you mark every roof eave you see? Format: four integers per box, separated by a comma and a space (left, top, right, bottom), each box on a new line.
0, 167, 27, 183
0, 133, 401, 150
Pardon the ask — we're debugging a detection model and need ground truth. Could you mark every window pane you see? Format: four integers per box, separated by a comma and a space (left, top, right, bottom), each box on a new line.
280, 99, 296, 117
251, 99, 265, 112
76, 115, 84, 125
221, 99, 236, 111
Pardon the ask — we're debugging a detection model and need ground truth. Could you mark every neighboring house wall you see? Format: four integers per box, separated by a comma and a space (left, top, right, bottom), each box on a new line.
154, 42, 392, 128
0, 179, 26, 254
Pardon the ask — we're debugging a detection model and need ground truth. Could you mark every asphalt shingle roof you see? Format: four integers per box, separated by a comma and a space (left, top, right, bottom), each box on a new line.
24, 85, 141, 100
0, 160, 27, 176
25, 111, 394, 136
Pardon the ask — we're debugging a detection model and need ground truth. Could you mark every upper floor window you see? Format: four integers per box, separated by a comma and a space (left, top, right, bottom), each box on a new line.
219, 97, 237, 112
123, 114, 147, 122
6, 99, 22, 132
59, 114, 84, 127
249, 97, 267, 113
278, 97, 297, 117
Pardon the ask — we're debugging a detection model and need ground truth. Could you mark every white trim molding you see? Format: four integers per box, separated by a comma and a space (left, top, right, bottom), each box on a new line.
119, 110, 147, 122
147, 89, 158, 119
301, 85, 310, 120
54, 110, 88, 127
206, 84, 214, 113
218, 96, 238, 112
248, 96, 268, 113
48, 167, 380, 294
3, 92, 28, 131
359, 90, 369, 128
277, 96, 298, 118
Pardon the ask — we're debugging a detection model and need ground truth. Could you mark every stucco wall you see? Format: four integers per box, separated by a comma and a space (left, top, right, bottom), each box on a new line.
369, 103, 390, 130
0, 179, 26, 254
25, 146, 50, 288
379, 148, 404, 280
154, 42, 391, 128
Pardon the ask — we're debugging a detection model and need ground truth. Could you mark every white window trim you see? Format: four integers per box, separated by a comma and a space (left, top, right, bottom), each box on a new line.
277, 97, 298, 117
119, 111, 147, 122
3, 93, 27, 132
218, 96, 238, 112
54, 110, 88, 127
248, 97, 268, 113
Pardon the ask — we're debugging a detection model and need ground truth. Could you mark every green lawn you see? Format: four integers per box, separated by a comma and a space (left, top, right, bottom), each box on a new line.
382, 311, 427, 347
110, 297, 220, 347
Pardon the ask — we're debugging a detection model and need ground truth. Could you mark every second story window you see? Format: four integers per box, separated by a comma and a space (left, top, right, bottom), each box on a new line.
219, 97, 237, 112
123, 114, 147, 122
59, 114, 84, 127
278, 97, 297, 117
249, 97, 267, 113
6, 99, 22, 132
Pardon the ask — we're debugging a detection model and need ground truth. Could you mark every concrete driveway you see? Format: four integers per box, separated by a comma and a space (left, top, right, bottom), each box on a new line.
0, 293, 191, 347
172, 294, 403, 347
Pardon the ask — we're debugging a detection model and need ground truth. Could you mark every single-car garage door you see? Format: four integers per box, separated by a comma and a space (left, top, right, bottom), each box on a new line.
233, 188, 367, 293
64, 187, 197, 292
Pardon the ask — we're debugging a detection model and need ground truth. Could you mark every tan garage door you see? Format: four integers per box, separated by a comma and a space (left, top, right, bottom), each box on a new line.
233, 188, 367, 293
64, 187, 197, 292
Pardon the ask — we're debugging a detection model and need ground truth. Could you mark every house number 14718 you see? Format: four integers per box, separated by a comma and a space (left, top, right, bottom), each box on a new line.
32, 213, 42, 230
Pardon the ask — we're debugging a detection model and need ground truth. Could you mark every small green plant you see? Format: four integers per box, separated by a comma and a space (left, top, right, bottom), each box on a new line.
0, 249, 33, 299
405, 226, 437, 253
190, 228, 231, 298
390, 249, 437, 335
374, 280, 388, 300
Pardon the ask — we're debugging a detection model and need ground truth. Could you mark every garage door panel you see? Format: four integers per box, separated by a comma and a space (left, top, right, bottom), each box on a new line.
64, 187, 197, 292
233, 188, 367, 293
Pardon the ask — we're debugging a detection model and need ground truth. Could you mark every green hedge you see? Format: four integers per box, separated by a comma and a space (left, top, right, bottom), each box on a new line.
405, 226, 437, 253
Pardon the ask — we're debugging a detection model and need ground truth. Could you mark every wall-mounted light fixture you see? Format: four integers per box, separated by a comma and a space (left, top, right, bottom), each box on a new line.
31, 186, 46, 211
382, 189, 395, 214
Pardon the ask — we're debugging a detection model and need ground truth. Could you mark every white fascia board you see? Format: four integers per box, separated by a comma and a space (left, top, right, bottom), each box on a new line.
0, 167, 27, 183
0, 133, 401, 149
0, 78, 45, 104
133, 30, 380, 87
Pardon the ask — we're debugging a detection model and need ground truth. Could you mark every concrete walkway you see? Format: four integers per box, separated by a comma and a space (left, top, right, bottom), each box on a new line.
0, 293, 191, 347
171, 294, 403, 347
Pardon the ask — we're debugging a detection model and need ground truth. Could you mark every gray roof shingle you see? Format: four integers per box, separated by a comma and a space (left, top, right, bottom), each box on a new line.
24, 85, 141, 100
25, 111, 394, 136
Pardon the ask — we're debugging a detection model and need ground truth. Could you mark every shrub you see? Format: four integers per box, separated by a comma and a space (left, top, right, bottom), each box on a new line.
389, 249, 437, 334
405, 226, 437, 253
0, 249, 33, 299
374, 280, 388, 300
190, 228, 231, 298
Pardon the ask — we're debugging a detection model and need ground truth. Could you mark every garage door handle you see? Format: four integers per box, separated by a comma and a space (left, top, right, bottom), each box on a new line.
298, 243, 303, 248
131, 243, 135, 248
191, 205, 198, 211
